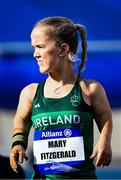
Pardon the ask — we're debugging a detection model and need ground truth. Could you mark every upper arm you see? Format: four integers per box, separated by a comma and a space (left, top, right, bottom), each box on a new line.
90, 81, 111, 115
89, 80, 112, 131
13, 83, 38, 132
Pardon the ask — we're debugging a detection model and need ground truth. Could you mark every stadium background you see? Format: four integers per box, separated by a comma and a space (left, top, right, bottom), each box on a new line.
0, 0, 121, 179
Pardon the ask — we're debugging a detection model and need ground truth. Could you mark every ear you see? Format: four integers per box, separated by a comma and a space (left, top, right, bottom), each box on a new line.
59, 43, 70, 57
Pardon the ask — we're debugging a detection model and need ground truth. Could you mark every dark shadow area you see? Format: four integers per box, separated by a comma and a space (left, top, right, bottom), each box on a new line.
0, 155, 25, 179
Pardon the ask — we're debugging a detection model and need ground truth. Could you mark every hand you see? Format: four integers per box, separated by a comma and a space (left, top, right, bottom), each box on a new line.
90, 139, 112, 167
10, 145, 28, 173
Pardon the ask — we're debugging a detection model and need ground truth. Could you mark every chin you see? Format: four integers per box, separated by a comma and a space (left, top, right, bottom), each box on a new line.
39, 67, 49, 74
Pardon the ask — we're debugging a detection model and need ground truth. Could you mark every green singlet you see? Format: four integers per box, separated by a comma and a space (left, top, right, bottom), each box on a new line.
31, 80, 97, 179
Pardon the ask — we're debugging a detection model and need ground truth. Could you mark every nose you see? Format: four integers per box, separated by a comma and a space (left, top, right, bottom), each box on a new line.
33, 48, 41, 58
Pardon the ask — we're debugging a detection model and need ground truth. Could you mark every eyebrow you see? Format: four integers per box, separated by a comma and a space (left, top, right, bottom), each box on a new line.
31, 43, 45, 48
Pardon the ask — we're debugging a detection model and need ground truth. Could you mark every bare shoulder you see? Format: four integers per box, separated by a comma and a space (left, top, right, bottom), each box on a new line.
80, 78, 105, 96
20, 83, 38, 102
79, 78, 108, 106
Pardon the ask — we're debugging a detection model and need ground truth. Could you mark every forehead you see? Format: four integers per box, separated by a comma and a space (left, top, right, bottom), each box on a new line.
31, 27, 51, 44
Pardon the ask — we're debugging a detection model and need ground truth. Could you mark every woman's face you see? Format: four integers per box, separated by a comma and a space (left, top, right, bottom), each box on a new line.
31, 27, 61, 74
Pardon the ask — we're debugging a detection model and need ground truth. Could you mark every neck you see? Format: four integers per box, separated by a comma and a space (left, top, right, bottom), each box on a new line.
48, 64, 77, 85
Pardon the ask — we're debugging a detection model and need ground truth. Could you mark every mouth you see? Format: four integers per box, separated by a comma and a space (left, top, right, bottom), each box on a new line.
37, 60, 45, 66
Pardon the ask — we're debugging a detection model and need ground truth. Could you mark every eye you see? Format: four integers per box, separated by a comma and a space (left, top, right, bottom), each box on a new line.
36, 45, 45, 49
32, 44, 45, 49
37, 46, 43, 49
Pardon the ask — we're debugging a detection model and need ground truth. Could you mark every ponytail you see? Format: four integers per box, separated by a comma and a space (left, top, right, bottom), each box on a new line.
75, 24, 87, 78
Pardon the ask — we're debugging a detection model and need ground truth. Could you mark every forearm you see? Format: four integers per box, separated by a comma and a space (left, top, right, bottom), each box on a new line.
12, 115, 32, 149
13, 114, 32, 134
96, 112, 113, 142
91, 113, 112, 166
